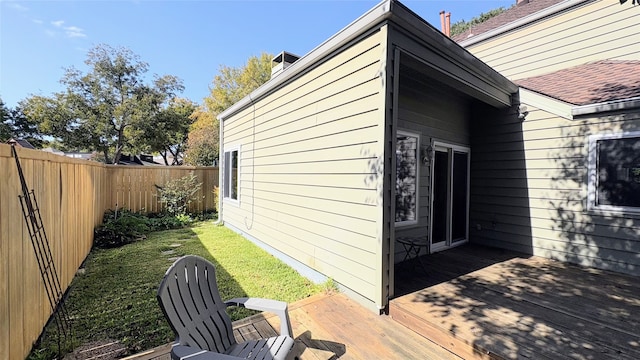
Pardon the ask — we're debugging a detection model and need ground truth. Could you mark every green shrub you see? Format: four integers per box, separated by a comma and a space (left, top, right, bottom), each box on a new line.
94, 209, 150, 248
156, 173, 203, 216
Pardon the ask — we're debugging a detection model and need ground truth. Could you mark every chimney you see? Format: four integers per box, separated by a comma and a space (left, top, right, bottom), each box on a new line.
271, 51, 300, 78
516, 0, 530, 5
445, 12, 451, 37
440, 10, 451, 37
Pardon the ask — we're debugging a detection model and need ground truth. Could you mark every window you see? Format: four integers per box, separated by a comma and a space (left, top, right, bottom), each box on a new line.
588, 133, 640, 213
396, 131, 420, 226
223, 146, 240, 202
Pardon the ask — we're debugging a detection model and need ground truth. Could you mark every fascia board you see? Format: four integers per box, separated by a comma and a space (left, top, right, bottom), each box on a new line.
218, 0, 394, 121
572, 97, 640, 117
519, 87, 574, 120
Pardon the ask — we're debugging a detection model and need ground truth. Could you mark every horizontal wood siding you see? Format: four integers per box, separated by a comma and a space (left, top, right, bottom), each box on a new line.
466, 0, 640, 80
470, 103, 640, 276
221, 29, 386, 304
394, 66, 471, 262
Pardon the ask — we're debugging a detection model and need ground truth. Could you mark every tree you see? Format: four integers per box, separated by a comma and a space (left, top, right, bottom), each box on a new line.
450, 7, 508, 37
205, 52, 272, 114
0, 99, 11, 141
22, 44, 184, 163
134, 98, 196, 165
187, 52, 272, 165
184, 108, 218, 166
0, 98, 44, 147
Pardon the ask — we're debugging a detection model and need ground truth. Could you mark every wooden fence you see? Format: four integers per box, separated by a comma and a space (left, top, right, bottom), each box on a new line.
0, 143, 218, 360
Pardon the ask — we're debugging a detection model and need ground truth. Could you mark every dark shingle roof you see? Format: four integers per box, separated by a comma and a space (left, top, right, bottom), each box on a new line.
7, 138, 36, 149
516, 60, 640, 105
452, 0, 565, 42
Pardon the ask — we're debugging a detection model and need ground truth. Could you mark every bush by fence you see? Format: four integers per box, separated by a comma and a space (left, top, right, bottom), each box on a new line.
0, 143, 218, 360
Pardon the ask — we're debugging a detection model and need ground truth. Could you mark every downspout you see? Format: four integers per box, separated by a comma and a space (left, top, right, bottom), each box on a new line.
214, 114, 224, 226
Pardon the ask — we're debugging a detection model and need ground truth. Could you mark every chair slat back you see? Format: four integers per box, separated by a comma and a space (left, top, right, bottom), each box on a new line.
158, 255, 236, 353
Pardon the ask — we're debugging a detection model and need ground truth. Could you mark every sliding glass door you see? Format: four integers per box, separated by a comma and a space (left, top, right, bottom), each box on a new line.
430, 142, 470, 252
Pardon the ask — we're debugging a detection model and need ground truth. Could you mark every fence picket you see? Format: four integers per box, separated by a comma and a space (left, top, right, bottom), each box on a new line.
0, 144, 219, 360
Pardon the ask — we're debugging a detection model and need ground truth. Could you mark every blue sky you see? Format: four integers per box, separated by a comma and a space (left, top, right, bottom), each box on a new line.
1, 0, 514, 108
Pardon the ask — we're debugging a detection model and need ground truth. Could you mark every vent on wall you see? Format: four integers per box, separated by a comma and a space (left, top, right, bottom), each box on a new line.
271, 51, 300, 78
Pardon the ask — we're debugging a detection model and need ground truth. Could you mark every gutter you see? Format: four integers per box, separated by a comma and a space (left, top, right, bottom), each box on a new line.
218, 0, 395, 121
572, 96, 640, 117
458, 0, 591, 48
218, 0, 518, 120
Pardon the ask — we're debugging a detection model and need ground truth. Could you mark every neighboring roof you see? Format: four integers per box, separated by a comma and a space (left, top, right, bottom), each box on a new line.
218, 0, 517, 120
7, 138, 36, 149
517, 60, 640, 106
42, 147, 65, 155
454, 0, 583, 46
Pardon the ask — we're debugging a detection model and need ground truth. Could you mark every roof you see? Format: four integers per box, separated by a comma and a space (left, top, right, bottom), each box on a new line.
218, 0, 517, 120
454, 0, 580, 46
7, 138, 36, 149
517, 60, 640, 106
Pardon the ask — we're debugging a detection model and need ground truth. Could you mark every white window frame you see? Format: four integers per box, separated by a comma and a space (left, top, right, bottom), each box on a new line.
223, 145, 240, 205
587, 131, 640, 214
395, 130, 420, 227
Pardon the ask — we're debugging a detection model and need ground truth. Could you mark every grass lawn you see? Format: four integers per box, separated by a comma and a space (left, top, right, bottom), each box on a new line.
29, 221, 323, 359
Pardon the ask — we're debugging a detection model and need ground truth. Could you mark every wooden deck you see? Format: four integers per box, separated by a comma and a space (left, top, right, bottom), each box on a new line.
127, 292, 461, 360
390, 244, 640, 360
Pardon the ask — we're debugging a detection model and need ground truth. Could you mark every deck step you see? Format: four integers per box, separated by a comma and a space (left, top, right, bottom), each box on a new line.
389, 301, 505, 360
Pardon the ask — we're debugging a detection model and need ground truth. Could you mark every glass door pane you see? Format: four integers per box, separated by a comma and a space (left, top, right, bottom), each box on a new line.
431, 149, 448, 247
452, 151, 468, 242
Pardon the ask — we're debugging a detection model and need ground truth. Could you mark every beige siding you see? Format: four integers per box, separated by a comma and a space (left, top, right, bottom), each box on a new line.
221, 28, 387, 305
394, 69, 471, 262
470, 101, 640, 275
466, 0, 640, 80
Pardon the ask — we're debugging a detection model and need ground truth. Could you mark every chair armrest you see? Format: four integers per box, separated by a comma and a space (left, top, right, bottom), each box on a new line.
225, 297, 293, 338
171, 345, 240, 360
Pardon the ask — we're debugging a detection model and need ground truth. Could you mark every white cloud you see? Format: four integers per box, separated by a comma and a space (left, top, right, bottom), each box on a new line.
32, 19, 43, 25
7, 2, 29, 12
44, 29, 56, 38
64, 26, 86, 38
51, 20, 65, 27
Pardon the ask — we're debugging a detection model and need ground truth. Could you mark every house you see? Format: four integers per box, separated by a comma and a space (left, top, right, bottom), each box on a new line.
6, 138, 35, 149
217, 0, 639, 312
453, 0, 640, 275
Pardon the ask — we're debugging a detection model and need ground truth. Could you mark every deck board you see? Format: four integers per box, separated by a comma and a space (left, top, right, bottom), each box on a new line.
130, 293, 461, 360
391, 244, 640, 360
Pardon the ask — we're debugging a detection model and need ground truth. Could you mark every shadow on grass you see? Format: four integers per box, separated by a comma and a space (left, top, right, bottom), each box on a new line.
29, 222, 251, 359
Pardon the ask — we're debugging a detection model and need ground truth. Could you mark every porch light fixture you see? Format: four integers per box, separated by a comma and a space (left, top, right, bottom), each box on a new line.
518, 105, 529, 120
422, 144, 434, 165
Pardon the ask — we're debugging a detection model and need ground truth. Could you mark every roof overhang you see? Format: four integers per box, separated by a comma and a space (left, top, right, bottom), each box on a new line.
218, 0, 517, 121
387, 2, 517, 107
572, 96, 640, 117
520, 87, 640, 120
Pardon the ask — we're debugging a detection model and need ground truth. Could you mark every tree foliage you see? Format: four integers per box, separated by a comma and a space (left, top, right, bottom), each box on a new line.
21, 44, 184, 163
450, 7, 508, 37
184, 108, 219, 166
204, 52, 272, 114
0, 98, 44, 147
184, 52, 272, 166
134, 97, 196, 165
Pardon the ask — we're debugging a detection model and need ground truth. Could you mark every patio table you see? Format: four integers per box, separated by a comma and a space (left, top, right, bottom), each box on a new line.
397, 236, 429, 273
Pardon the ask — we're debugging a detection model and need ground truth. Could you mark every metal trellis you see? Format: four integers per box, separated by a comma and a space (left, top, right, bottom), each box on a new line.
11, 144, 72, 357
